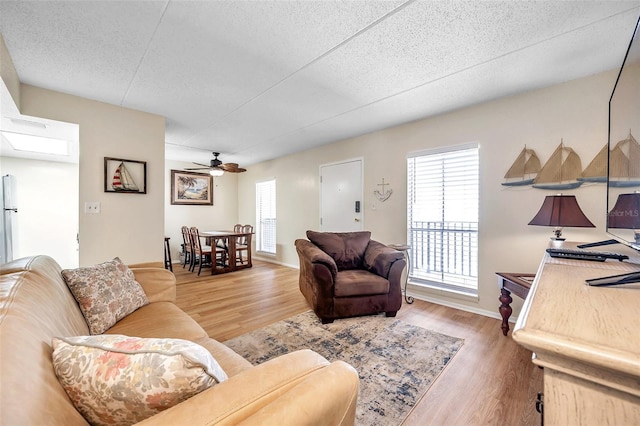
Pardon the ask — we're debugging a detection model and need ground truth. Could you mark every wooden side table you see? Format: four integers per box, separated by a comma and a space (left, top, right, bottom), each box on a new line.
495, 272, 534, 336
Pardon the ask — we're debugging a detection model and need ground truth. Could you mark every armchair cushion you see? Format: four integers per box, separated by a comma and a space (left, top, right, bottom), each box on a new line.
334, 270, 390, 297
306, 230, 371, 270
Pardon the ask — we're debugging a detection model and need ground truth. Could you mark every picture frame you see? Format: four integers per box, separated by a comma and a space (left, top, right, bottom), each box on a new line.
170, 170, 213, 205
104, 157, 147, 194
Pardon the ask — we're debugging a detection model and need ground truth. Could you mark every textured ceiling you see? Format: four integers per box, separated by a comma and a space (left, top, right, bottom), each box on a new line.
1, 1, 639, 167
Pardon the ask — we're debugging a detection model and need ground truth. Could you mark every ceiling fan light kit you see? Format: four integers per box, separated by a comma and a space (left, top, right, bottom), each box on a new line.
185, 152, 247, 175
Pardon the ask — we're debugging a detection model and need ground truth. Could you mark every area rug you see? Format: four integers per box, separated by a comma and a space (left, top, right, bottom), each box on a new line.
224, 311, 464, 425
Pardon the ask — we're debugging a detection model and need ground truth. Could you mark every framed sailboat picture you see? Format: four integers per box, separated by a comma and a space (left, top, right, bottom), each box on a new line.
104, 157, 147, 194
170, 170, 213, 205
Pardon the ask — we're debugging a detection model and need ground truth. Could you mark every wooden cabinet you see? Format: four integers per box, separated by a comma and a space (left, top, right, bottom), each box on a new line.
513, 242, 640, 425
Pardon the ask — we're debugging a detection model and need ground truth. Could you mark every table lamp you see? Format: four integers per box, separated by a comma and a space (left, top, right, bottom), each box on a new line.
528, 195, 595, 240
608, 192, 640, 243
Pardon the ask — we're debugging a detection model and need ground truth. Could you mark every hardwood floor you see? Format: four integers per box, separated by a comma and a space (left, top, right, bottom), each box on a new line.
173, 260, 542, 426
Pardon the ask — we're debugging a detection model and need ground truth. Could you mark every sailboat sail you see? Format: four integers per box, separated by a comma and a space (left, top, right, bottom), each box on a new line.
502, 146, 541, 186
579, 143, 608, 183
112, 162, 140, 191
532, 140, 584, 189
609, 132, 640, 187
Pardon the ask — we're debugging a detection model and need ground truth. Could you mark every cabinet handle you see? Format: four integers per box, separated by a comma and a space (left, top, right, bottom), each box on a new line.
536, 392, 544, 425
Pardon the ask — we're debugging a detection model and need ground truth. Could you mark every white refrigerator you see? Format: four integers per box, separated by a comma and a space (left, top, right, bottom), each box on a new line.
0, 175, 18, 264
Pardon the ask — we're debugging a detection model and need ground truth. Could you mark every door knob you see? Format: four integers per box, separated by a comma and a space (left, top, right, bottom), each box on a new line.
354, 218, 360, 222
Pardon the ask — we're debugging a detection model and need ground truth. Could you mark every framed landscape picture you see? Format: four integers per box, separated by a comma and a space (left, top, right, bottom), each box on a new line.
170, 170, 213, 205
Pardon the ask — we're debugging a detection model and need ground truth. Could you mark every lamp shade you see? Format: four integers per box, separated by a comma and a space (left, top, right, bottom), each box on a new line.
608, 193, 640, 229
528, 195, 595, 228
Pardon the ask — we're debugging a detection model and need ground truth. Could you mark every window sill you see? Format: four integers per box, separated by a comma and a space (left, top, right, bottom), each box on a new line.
407, 280, 478, 302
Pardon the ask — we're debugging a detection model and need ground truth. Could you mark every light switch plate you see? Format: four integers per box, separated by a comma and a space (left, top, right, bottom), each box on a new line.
84, 201, 100, 214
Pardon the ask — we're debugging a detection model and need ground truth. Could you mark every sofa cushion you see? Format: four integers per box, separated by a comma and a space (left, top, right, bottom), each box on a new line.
61, 258, 149, 334
306, 231, 371, 270
334, 270, 390, 297
51, 334, 228, 426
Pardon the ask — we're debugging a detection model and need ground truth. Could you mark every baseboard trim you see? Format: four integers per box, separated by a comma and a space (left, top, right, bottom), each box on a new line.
407, 291, 519, 324
253, 255, 298, 270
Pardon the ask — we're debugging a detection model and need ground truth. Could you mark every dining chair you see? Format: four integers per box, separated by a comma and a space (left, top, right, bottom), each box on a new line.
180, 226, 193, 268
236, 224, 253, 265
189, 227, 213, 275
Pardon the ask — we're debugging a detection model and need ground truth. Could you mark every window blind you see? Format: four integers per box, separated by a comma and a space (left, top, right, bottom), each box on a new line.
407, 143, 479, 295
256, 179, 276, 254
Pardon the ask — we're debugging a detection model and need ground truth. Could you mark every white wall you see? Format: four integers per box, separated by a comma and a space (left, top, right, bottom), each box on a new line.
0, 33, 20, 110
1, 157, 79, 268
164, 160, 239, 263
238, 69, 617, 319
19, 85, 166, 266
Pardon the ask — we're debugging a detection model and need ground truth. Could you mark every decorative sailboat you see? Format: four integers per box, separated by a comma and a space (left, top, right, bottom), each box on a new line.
608, 131, 640, 187
112, 162, 140, 192
532, 140, 584, 190
578, 143, 608, 183
502, 146, 541, 186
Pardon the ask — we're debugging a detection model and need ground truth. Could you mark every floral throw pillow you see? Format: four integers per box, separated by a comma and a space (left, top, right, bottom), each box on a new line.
52, 335, 228, 426
61, 257, 149, 334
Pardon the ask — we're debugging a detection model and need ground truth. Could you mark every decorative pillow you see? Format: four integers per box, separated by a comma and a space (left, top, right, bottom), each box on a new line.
61, 258, 149, 334
307, 230, 371, 270
51, 335, 228, 426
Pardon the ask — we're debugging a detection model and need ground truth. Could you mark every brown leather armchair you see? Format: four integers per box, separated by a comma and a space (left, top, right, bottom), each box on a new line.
295, 231, 406, 324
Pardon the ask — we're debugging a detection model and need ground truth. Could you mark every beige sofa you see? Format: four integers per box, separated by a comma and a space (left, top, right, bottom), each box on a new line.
0, 255, 359, 425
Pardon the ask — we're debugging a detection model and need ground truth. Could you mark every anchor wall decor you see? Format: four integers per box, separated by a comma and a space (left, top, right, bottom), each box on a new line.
374, 178, 393, 202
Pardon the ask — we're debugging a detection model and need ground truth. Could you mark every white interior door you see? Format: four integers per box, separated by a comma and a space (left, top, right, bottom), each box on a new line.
320, 159, 363, 231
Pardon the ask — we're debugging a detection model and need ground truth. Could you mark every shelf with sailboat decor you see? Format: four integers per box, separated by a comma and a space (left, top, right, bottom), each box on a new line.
104, 157, 147, 194
532, 140, 584, 190
577, 143, 608, 183
502, 145, 541, 186
608, 131, 640, 187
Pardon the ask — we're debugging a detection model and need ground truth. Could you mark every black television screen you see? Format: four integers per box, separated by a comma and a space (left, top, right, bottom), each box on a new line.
606, 15, 640, 251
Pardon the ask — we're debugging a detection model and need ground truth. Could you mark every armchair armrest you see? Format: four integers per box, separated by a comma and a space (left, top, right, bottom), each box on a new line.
364, 240, 405, 278
131, 267, 176, 303
295, 239, 338, 322
137, 349, 359, 426
294, 239, 337, 276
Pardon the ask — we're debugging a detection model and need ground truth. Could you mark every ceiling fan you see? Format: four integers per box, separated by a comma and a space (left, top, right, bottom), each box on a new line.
185, 152, 246, 176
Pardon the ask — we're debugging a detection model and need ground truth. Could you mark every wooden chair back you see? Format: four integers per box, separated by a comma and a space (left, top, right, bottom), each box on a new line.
240, 224, 253, 245
181, 226, 193, 267
189, 227, 204, 253
189, 226, 214, 275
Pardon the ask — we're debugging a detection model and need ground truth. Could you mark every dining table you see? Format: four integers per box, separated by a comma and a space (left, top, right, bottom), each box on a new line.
200, 230, 253, 275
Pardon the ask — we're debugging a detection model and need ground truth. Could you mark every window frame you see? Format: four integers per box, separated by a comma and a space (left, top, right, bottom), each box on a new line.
255, 179, 276, 255
406, 142, 479, 296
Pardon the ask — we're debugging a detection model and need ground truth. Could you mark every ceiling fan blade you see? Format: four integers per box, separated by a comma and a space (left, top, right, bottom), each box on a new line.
220, 163, 247, 173
187, 154, 248, 173
219, 163, 237, 171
